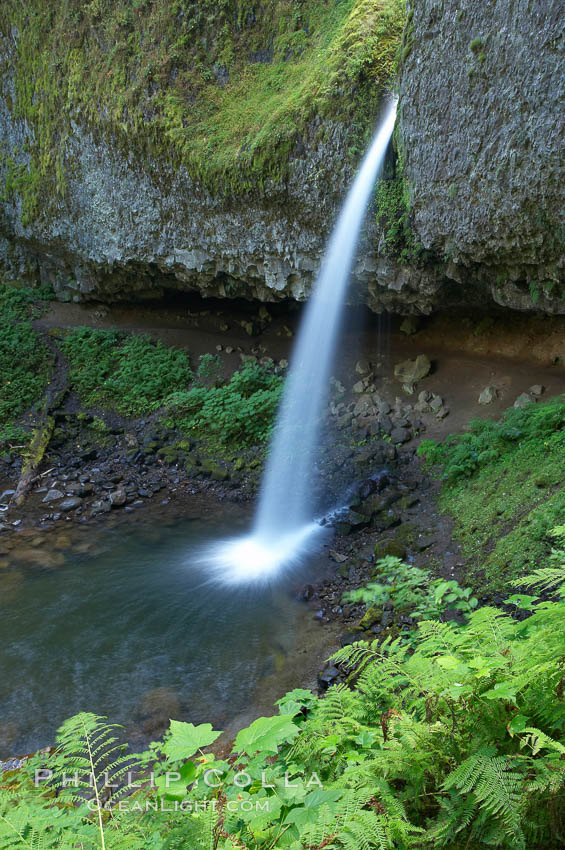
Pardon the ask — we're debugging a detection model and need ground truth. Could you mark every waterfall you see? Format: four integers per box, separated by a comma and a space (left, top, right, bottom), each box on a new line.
207, 99, 397, 584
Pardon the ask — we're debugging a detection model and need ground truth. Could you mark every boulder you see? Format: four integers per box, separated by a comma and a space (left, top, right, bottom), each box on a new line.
91, 499, 111, 515
329, 550, 348, 563
478, 386, 498, 405
374, 394, 392, 415
514, 392, 535, 408
355, 359, 371, 375
394, 354, 431, 384
378, 413, 393, 435
399, 316, 420, 335
391, 426, 411, 444
359, 604, 381, 630
42, 489, 64, 503
352, 376, 374, 394
201, 458, 229, 481
136, 687, 181, 737
59, 496, 83, 511
353, 395, 377, 418
109, 488, 127, 507
317, 665, 340, 689
374, 539, 407, 560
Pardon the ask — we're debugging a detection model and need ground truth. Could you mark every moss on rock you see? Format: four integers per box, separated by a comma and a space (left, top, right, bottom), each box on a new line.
0, 0, 405, 217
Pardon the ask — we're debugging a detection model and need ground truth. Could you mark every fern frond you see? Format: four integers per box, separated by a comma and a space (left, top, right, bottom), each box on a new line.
519, 727, 565, 756
512, 566, 565, 593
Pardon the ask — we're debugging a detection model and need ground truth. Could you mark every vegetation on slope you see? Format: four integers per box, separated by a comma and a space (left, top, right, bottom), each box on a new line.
59, 327, 194, 416
0, 282, 53, 450
59, 326, 284, 450
0, 0, 405, 219
0, 283, 283, 469
418, 397, 565, 591
165, 361, 283, 448
2, 537, 564, 848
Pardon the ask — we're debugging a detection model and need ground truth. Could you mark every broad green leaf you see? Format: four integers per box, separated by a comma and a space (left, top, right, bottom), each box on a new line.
505, 594, 538, 610
436, 655, 461, 670
483, 681, 518, 703
304, 788, 343, 809
155, 759, 196, 800
445, 682, 473, 700
508, 714, 528, 735
276, 688, 317, 715
233, 715, 299, 756
284, 806, 315, 828
355, 729, 379, 748
162, 720, 222, 761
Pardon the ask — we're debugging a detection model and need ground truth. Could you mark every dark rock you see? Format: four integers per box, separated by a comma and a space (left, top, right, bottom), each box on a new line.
514, 392, 534, 408
362, 490, 401, 515
390, 426, 411, 444
399, 316, 420, 335
59, 496, 83, 511
359, 604, 381, 629
42, 489, 64, 503
317, 665, 340, 689
66, 482, 93, 496
339, 631, 364, 647
109, 488, 127, 507
344, 509, 370, 529
378, 414, 393, 434
374, 539, 407, 560
91, 499, 111, 515
301, 584, 314, 601
136, 687, 181, 737
373, 510, 401, 531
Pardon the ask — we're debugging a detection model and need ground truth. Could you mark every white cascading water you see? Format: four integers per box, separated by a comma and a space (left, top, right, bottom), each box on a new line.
207, 99, 398, 584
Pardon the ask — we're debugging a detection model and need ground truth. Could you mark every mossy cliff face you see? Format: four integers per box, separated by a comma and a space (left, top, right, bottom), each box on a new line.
0, 0, 428, 310
0, 0, 563, 313
398, 0, 565, 312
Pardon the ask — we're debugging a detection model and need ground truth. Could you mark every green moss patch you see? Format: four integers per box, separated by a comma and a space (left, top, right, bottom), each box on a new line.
418, 398, 565, 590
0, 0, 405, 212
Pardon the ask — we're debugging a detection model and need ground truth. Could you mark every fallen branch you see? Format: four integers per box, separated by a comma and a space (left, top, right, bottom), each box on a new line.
11, 338, 68, 508
11, 412, 58, 507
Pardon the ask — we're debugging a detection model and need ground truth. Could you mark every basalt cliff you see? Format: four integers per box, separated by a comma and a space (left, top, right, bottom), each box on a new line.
0, 0, 563, 313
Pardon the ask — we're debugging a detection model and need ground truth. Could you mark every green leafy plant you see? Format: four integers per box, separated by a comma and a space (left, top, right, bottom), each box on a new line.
165, 363, 283, 449
344, 556, 478, 626
60, 327, 193, 415
0, 282, 53, 431
196, 352, 223, 386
